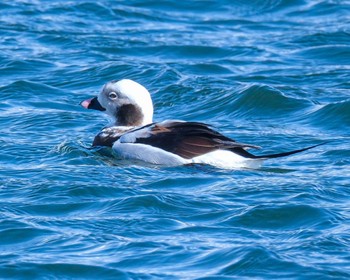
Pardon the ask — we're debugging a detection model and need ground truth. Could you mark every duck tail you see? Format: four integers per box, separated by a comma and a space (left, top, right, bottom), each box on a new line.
232, 142, 328, 159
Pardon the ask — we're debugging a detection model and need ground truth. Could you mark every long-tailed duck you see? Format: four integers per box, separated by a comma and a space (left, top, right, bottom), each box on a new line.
81, 79, 323, 168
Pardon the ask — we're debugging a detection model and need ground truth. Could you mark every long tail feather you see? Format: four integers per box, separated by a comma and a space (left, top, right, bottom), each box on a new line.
232, 142, 327, 159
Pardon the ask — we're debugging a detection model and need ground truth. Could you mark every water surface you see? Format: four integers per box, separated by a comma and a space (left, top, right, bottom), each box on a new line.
1, 0, 350, 279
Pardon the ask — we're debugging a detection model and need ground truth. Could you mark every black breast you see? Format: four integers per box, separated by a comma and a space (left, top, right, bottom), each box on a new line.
92, 127, 129, 147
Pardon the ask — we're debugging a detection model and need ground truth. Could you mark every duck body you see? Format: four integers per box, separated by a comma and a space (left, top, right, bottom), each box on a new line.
81, 79, 322, 169
91, 120, 264, 168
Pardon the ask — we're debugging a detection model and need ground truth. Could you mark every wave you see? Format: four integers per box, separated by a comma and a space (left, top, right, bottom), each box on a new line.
294, 45, 350, 65
1, 0, 349, 279
221, 204, 332, 230
301, 99, 350, 132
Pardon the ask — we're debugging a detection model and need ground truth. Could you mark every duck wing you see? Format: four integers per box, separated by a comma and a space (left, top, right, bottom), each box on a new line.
119, 121, 260, 159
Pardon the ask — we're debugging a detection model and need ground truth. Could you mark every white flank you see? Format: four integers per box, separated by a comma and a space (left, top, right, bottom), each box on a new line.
112, 141, 188, 166
192, 150, 263, 169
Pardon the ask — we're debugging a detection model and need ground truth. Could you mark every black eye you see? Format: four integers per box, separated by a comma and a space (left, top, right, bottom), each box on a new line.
109, 92, 117, 99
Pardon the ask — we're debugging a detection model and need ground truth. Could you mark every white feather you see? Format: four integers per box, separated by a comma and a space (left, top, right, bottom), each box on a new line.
192, 150, 263, 169
119, 126, 152, 143
112, 141, 188, 166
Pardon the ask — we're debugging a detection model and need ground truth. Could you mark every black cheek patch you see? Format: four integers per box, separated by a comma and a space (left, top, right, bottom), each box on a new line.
116, 104, 144, 126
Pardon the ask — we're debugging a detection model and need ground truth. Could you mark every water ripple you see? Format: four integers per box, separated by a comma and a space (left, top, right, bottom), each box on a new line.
1, 0, 349, 279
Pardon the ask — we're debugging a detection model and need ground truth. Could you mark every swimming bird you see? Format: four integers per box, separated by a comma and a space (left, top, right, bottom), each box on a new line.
81, 79, 322, 168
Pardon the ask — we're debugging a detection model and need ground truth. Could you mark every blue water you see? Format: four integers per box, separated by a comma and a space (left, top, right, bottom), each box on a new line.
1, 0, 350, 279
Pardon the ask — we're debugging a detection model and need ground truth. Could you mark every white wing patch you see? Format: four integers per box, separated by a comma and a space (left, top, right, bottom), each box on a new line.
119, 125, 153, 143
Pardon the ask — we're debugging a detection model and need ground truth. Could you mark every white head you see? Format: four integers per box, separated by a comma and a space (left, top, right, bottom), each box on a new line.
81, 79, 153, 126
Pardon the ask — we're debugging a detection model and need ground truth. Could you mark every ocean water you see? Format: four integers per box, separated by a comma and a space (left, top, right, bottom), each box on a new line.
1, 0, 350, 279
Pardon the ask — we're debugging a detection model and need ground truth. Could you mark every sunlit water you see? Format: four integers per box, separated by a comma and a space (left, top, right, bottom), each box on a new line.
1, 0, 350, 279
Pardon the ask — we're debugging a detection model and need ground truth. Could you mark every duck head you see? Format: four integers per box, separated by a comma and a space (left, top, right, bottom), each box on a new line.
81, 79, 153, 126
